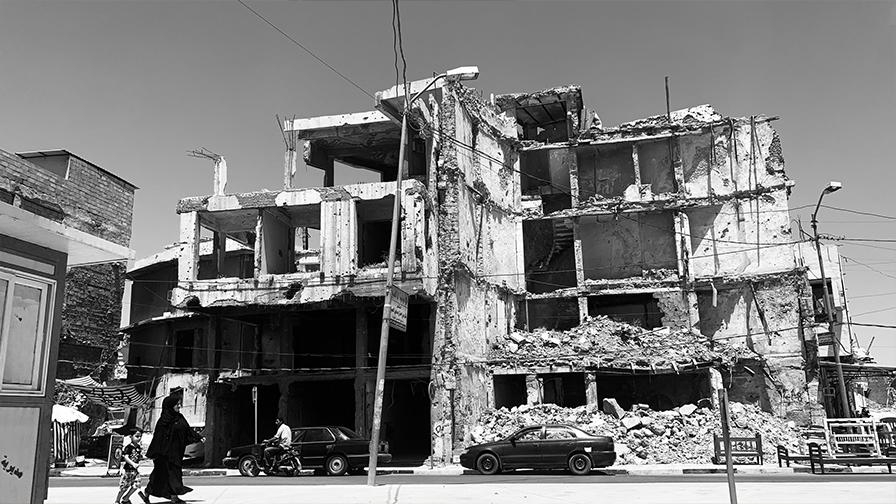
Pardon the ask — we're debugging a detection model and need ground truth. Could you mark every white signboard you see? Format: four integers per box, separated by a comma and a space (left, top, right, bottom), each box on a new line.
0, 406, 40, 504
389, 286, 409, 332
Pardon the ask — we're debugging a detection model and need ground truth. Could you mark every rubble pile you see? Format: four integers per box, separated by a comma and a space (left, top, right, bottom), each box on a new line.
468, 401, 804, 465
492, 316, 744, 371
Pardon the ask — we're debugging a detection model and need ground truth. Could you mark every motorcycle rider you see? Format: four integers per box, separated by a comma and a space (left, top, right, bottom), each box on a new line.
263, 417, 292, 468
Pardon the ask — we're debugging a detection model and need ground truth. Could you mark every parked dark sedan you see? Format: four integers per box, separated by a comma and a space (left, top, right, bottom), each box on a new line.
223, 426, 391, 476
460, 424, 615, 475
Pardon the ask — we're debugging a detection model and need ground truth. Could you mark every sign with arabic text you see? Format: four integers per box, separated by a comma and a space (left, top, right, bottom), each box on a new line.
388, 286, 409, 332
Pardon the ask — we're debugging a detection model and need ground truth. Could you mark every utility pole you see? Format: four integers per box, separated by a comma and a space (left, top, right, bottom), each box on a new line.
719, 389, 738, 504
366, 103, 409, 486
367, 67, 480, 486
252, 385, 258, 444
811, 181, 851, 418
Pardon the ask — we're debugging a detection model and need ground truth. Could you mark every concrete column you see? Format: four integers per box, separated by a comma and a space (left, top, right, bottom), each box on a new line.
631, 144, 643, 188
354, 307, 368, 434
670, 137, 684, 193
526, 374, 542, 405
673, 211, 693, 281
178, 212, 200, 282
585, 372, 599, 407
253, 210, 264, 278
401, 189, 423, 274
320, 199, 357, 277
709, 368, 723, 409
565, 147, 580, 206
278, 381, 290, 423
572, 217, 588, 322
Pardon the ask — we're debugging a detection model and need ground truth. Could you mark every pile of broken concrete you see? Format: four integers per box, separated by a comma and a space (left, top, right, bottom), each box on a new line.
492, 316, 744, 372
468, 400, 805, 465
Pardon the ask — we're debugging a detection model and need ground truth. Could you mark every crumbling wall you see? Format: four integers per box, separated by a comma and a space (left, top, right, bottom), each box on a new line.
636, 140, 676, 195
696, 274, 815, 421
430, 87, 463, 462
453, 87, 522, 291
679, 119, 786, 198
58, 262, 127, 380
686, 190, 795, 278
576, 144, 635, 200
579, 212, 677, 280
653, 290, 694, 330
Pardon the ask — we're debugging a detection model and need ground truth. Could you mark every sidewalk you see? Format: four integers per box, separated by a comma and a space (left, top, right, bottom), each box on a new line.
47, 462, 894, 478
47, 480, 896, 504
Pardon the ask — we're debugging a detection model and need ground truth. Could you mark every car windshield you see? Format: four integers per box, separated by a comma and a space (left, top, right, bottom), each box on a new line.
335, 427, 364, 440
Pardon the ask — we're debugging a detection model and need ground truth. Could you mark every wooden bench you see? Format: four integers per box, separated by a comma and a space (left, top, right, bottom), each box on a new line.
777, 445, 813, 467
808, 443, 896, 474
712, 433, 762, 465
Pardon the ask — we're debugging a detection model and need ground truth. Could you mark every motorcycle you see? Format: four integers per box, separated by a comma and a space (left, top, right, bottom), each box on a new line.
238, 440, 302, 477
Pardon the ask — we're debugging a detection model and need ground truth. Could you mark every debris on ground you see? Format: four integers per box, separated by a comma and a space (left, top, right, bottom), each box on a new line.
491, 316, 746, 372
468, 401, 805, 465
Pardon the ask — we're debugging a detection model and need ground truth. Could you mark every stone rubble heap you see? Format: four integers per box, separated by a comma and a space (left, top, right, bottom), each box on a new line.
468, 400, 805, 465
492, 316, 745, 371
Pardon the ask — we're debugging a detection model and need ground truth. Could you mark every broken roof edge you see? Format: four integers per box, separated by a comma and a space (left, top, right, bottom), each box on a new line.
285, 110, 393, 136
129, 237, 251, 275
580, 105, 780, 142
176, 178, 428, 214
494, 85, 584, 112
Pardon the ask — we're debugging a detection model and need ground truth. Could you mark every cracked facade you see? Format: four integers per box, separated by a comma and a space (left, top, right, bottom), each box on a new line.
124, 78, 850, 465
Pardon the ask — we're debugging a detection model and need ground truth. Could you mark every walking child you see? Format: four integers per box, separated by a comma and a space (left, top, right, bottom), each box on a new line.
115, 428, 150, 504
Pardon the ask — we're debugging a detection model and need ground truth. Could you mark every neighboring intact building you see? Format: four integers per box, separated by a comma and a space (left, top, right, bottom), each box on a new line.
123, 72, 852, 466
0, 148, 134, 503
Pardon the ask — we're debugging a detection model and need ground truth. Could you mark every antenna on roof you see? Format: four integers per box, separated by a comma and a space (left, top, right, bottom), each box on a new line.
187, 147, 227, 195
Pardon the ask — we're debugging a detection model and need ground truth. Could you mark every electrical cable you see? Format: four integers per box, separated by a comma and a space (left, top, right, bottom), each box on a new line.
236, 0, 375, 100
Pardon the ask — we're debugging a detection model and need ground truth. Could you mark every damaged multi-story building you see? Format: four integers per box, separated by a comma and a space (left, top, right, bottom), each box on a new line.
123, 72, 849, 466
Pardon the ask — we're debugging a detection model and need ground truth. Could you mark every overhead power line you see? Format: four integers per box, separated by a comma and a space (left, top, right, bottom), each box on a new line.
820, 204, 896, 221
236, 0, 375, 100
841, 255, 896, 282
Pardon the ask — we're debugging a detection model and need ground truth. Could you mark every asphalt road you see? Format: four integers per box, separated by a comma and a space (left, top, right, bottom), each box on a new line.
51, 472, 895, 487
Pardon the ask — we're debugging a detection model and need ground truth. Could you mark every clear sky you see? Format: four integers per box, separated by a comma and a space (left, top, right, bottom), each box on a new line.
1, 0, 894, 365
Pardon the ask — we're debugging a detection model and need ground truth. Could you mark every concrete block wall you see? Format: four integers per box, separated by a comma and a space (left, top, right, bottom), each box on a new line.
0, 149, 135, 247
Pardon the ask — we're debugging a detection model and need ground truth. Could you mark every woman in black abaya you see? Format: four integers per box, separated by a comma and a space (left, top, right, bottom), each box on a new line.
145, 395, 203, 503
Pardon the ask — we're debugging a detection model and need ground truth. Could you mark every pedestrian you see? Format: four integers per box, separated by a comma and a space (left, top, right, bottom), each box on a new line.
145, 395, 203, 503
115, 428, 149, 504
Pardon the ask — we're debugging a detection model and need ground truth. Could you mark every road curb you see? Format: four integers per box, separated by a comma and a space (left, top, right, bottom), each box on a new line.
48, 469, 227, 478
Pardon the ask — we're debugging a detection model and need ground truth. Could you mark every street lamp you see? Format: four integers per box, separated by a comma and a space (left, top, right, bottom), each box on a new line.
811, 181, 850, 418
367, 67, 480, 486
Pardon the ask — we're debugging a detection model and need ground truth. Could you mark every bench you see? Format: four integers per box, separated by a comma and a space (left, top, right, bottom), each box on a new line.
777, 445, 813, 467
712, 433, 763, 465
808, 443, 896, 474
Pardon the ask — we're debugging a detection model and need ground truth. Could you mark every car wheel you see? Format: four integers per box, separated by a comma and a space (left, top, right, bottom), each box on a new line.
568, 453, 592, 476
476, 453, 500, 475
238, 455, 260, 477
326, 454, 348, 476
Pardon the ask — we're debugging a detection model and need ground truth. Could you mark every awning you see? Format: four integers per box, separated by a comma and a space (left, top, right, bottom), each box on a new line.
59, 376, 151, 407
51, 404, 89, 424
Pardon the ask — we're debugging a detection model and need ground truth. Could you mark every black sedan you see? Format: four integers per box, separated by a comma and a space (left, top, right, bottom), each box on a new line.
460, 424, 615, 475
223, 426, 392, 476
